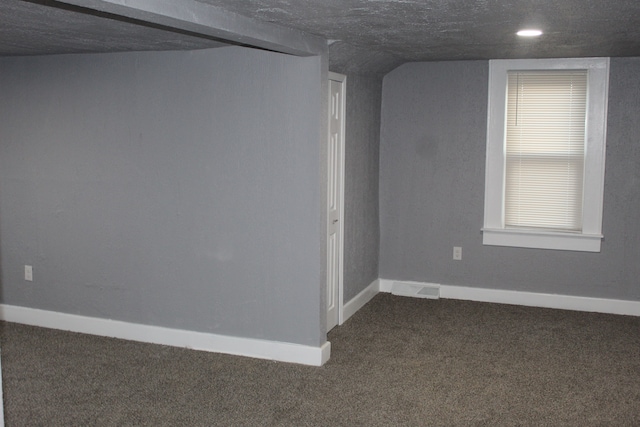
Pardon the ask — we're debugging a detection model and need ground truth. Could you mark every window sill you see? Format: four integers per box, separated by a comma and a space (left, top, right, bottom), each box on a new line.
482, 228, 602, 252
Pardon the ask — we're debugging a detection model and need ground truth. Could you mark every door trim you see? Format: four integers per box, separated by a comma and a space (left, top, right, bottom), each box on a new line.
327, 72, 346, 329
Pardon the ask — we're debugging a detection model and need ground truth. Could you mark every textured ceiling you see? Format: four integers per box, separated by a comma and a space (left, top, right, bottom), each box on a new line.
204, 0, 640, 61
2, 0, 640, 75
0, 1, 227, 56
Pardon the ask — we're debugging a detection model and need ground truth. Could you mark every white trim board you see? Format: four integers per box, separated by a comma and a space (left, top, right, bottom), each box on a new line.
378, 279, 640, 317
342, 279, 379, 324
0, 305, 330, 366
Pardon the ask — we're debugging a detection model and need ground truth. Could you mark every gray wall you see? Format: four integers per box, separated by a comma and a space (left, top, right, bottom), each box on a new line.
0, 46, 326, 346
379, 58, 640, 301
342, 74, 382, 301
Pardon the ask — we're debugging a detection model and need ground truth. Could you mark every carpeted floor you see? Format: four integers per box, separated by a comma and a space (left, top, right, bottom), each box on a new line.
1, 293, 639, 426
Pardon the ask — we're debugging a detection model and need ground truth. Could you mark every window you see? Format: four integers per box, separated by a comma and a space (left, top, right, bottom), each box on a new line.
505, 70, 587, 231
483, 58, 610, 252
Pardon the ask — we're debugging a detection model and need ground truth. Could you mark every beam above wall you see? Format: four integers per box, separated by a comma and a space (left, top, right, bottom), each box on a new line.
55, 0, 327, 56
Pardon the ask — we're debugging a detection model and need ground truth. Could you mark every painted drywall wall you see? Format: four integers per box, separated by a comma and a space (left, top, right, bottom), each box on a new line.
0, 46, 325, 346
342, 75, 382, 301
379, 58, 640, 301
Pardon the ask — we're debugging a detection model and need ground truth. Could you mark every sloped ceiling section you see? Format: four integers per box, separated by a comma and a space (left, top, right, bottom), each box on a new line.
0, 0, 228, 56
0, 0, 326, 57
56, 0, 326, 56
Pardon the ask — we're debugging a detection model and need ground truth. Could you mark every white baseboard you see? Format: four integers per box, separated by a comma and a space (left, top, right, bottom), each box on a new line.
379, 279, 640, 317
379, 279, 393, 293
342, 279, 379, 324
0, 305, 330, 366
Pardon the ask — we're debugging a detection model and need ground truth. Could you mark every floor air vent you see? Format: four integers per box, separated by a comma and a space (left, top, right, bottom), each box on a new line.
390, 281, 440, 299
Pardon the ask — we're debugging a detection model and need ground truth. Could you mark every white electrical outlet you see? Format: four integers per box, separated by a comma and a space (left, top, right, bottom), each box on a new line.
453, 247, 462, 261
25, 265, 33, 281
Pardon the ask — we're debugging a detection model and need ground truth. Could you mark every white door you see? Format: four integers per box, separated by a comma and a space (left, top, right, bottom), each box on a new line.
327, 73, 345, 331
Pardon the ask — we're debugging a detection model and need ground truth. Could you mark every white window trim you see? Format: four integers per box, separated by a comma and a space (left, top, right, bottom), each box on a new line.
483, 57, 610, 252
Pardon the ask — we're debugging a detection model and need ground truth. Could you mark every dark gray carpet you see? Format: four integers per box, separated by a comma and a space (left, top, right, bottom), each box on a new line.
1, 293, 639, 426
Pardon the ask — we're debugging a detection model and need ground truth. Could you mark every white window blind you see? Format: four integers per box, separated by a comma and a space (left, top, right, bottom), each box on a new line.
504, 70, 588, 231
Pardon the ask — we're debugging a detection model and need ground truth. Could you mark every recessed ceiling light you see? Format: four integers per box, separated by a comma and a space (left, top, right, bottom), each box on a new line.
517, 29, 543, 37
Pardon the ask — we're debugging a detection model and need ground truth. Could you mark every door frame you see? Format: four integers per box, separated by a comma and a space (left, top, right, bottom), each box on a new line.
327, 71, 346, 329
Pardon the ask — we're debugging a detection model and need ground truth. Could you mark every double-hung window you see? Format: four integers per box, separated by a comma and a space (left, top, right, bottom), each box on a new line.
483, 58, 609, 252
